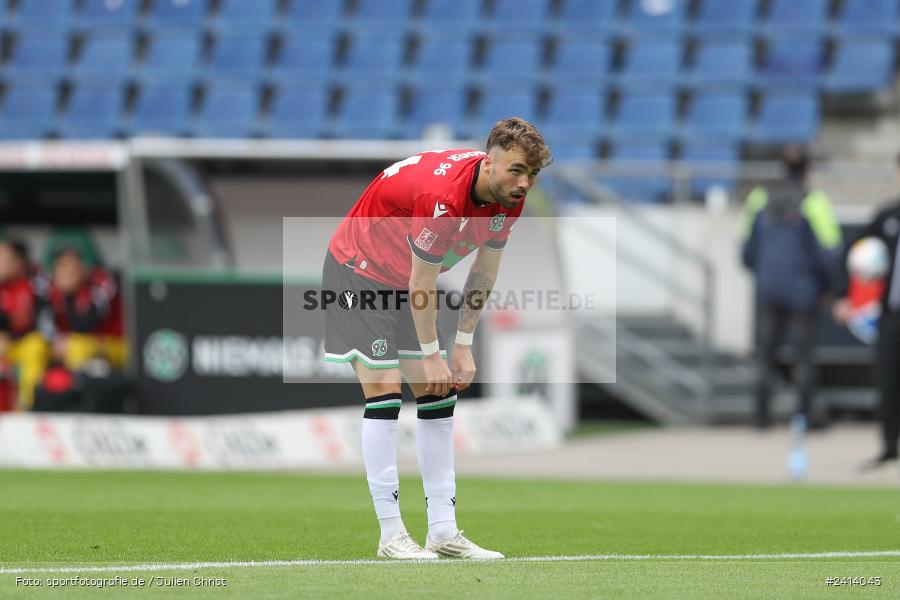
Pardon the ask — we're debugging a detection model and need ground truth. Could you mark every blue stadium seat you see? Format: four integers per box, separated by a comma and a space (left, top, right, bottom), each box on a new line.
824, 41, 895, 94
485, 0, 550, 32
680, 140, 740, 196
617, 41, 683, 89
262, 85, 330, 138
602, 140, 671, 203
545, 90, 605, 131
538, 90, 605, 152
58, 84, 124, 138
350, 0, 415, 30
834, 0, 899, 38
692, 0, 757, 37
417, 0, 481, 36
10, 0, 75, 33
204, 35, 269, 82
77, 0, 141, 32
2, 34, 69, 83
545, 40, 611, 89
554, 0, 618, 37
192, 86, 258, 138
402, 88, 469, 139
609, 140, 669, 161
407, 36, 474, 86
470, 90, 538, 138
136, 31, 202, 84
270, 34, 337, 84
281, 0, 344, 32
71, 32, 135, 84
127, 85, 193, 137
610, 91, 676, 140
147, 0, 210, 31
540, 134, 598, 161
688, 40, 755, 89
331, 87, 399, 139
749, 91, 819, 144
681, 91, 747, 143
212, 0, 278, 35
621, 0, 688, 37
479, 40, 543, 85
0, 85, 57, 139
760, 37, 823, 88
762, 0, 828, 36
339, 36, 406, 83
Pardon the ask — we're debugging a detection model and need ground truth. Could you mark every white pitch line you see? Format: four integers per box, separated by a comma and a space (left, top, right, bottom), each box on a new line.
1, 550, 899, 575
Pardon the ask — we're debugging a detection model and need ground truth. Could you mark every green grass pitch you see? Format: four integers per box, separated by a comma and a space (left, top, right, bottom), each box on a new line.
1, 469, 898, 598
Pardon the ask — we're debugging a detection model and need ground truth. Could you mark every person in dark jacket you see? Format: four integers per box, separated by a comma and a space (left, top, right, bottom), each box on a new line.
832, 152, 900, 469
741, 147, 842, 429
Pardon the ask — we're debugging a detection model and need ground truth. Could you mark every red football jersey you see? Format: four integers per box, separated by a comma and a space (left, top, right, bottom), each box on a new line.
328, 149, 523, 289
0, 276, 41, 339
47, 267, 122, 336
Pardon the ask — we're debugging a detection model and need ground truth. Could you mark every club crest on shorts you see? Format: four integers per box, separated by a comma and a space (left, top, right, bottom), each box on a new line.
371, 339, 388, 357
414, 227, 437, 251
489, 214, 506, 232
338, 290, 358, 309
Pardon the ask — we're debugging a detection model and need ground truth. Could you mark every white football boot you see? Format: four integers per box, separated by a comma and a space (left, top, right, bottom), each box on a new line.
376, 532, 439, 560
425, 530, 504, 559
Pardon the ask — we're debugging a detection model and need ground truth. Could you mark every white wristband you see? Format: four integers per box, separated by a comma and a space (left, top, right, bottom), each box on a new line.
454, 330, 474, 345
419, 339, 440, 356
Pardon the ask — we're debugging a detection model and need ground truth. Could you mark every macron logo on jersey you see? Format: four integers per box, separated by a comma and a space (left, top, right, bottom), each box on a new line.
433, 202, 449, 219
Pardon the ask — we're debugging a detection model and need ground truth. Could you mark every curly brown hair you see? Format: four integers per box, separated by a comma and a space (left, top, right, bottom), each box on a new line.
485, 117, 553, 169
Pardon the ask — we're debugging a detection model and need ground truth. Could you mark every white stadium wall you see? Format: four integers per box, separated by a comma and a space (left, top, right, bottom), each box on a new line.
572, 204, 756, 354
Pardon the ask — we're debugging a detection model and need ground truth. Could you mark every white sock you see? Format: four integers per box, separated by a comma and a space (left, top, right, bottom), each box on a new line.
378, 516, 407, 545
428, 520, 457, 544
416, 415, 457, 543
362, 416, 406, 545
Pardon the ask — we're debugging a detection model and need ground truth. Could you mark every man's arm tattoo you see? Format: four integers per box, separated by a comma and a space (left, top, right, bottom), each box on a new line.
460, 270, 495, 331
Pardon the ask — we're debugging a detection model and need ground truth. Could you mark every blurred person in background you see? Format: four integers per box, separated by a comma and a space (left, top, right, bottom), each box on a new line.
32, 246, 128, 413
832, 152, 900, 470
45, 246, 127, 371
0, 310, 13, 411
741, 146, 842, 430
0, 239, 51, 410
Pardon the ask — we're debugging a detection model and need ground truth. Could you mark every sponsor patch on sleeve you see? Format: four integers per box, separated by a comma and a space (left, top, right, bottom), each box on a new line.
414, 227, 438, 251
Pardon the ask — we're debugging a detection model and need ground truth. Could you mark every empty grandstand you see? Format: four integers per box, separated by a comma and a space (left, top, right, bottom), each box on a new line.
0, 1, 894, 168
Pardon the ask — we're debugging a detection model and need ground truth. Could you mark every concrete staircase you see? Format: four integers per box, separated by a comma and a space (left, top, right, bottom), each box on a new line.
577, 314, 764, 425
577, 314, 877, 425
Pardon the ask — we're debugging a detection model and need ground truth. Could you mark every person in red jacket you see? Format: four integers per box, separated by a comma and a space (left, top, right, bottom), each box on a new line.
46, 247, 127, 371
0, 239, 50, 409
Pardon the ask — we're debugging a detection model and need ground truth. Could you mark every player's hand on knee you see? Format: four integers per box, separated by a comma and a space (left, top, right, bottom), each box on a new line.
451, 344, 476, 392
422, 353, 452, 397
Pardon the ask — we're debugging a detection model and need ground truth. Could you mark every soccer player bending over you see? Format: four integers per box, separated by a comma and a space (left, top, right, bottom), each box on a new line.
323, 117, 551, 559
